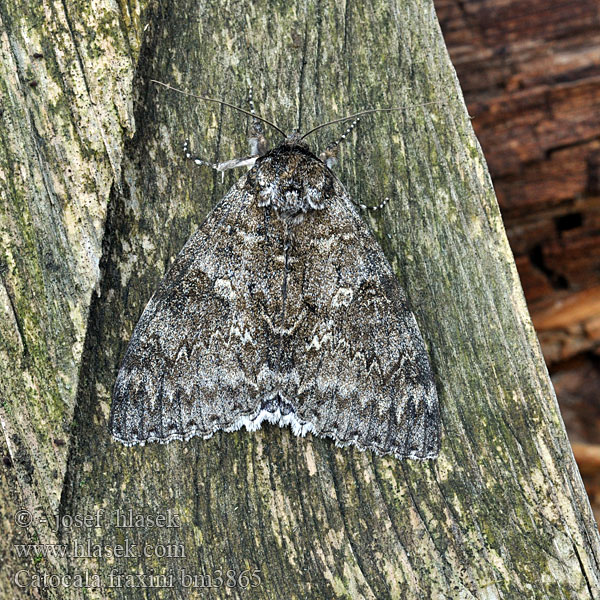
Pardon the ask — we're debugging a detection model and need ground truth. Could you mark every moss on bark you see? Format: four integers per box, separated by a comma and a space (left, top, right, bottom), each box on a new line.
1, 0, 599, 598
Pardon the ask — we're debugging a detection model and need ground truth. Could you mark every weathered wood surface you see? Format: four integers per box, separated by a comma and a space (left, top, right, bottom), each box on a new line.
1, 0, 600, 598
435, 0, 600, 523
435, 0, 600, 366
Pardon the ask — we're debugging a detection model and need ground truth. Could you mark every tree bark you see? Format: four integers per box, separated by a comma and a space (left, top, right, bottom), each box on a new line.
2, 0, 600, 598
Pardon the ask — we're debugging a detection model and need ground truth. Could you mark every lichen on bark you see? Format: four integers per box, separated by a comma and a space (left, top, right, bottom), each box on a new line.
1, 0, 599, 598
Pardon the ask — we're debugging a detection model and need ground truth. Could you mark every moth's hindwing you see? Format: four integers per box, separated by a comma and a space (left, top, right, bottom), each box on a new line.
110, 157, 440, 459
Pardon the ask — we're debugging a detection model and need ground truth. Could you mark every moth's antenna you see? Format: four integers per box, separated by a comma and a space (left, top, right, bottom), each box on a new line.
150, 80, 287, 138
300, 102, 440, 140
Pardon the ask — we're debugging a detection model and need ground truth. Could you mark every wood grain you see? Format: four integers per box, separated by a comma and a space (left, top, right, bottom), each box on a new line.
1, 0, 599, 598
436, 0, 600, 371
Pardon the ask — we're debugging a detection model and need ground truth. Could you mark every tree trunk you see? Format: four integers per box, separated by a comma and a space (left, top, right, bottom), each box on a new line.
2, 0, 599, 598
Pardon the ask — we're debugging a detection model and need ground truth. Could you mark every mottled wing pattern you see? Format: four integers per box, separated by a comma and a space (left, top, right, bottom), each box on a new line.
279, 180, 440, 459
111, 143, 439, 459
110, 179, 286, 445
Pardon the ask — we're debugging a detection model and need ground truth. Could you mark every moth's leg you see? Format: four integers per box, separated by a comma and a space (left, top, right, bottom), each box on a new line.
355, 196, 390, 212
319, 117, 361, 169
183, 140, 258, 180
247, 84, 268, 157
182, 85, 267, 179
318, 119, 389, 212
183, 140, 221, 172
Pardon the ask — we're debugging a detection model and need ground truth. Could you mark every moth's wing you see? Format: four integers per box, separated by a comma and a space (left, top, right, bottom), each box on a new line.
109, 180, 283, 445
281, 184, 440, 459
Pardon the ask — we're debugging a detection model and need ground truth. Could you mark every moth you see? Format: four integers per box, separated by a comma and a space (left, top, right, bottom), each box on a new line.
109, 82, 440, 460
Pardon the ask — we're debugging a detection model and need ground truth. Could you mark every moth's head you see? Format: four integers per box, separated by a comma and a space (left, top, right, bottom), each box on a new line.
246, 129, 336, 224
257, 131, 317, 164
283, 131, 309, 150
277, 131, 335, 169
252, 126, 312, 158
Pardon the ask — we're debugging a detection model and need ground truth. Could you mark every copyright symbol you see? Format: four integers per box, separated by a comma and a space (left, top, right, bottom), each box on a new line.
15, 509, 32, 528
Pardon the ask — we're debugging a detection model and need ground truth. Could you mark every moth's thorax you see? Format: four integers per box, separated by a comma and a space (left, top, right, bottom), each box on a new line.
245, 142, 336, 224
